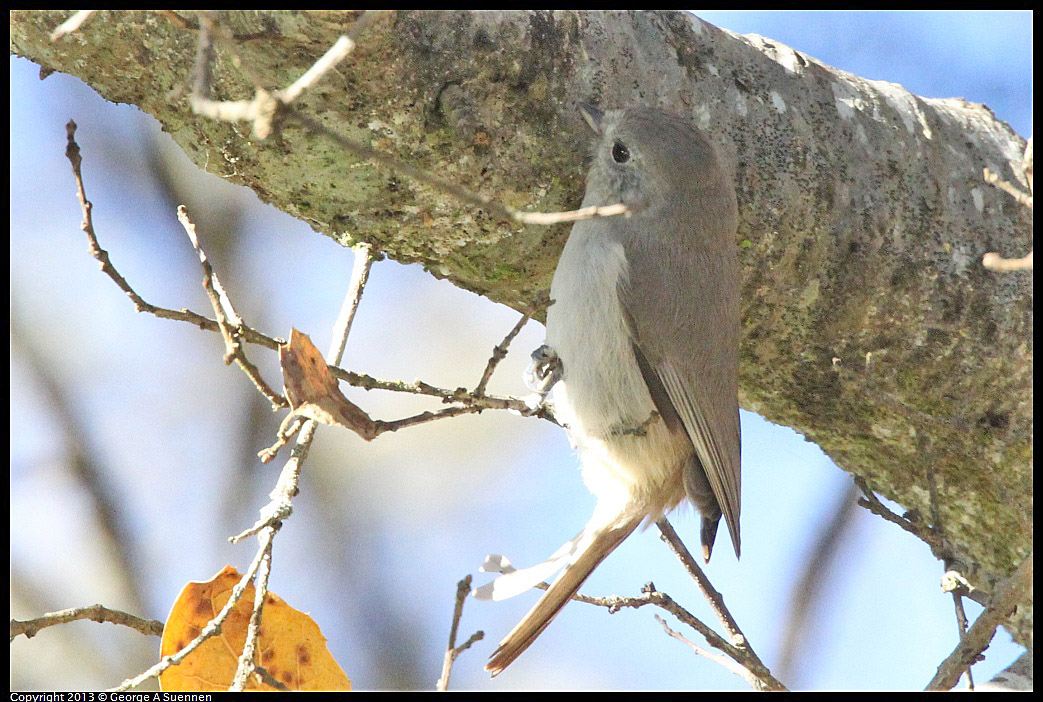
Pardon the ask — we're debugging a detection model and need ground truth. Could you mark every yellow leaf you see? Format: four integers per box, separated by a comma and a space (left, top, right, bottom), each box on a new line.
160, 565, 351, 691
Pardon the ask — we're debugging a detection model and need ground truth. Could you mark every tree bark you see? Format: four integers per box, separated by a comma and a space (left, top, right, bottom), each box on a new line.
11, 10, 1032, 647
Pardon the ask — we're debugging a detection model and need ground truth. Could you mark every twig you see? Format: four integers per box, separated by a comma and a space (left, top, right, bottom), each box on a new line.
981, 137, 1032, 271
64, 121, 285, 345
856, 476, 987, 600
368, 405, 483, 437
231, 245, 375, 695
655, 519, 746, 648
177, 206, 287, 409
73, 120, 285, 409
654, 614, 754, 683
480, 549, 786, 690
950, 592, 975, 689
337, 372, 534, 415
925, 553, 1033, 691
437, 575, 484, 691
330, 243, 375, 362
58, 127, 337, 662
50, 10, 96, 41
475, 314, 529, 397
279, 35, 354, 105
982, 251, 1032, 271
854, 476, 934, 542
852, 476, 980, 593
188, 13, 352, 139
193, 12, 268, 96
231, 541, 275, 691
259, 274, 536, 458
10, 605, 164, 641
982, 167, 1033, 209
478, 522, 783, 687
252, 665, 292, 692
117, 244, 377, 690
925, 458, 975, 689
566, 581, 787, 691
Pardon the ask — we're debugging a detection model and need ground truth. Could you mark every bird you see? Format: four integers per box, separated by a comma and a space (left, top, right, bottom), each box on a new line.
478, 105, 741, 676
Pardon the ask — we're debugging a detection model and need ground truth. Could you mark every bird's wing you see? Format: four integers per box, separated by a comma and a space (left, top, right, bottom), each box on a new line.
618, 244, 741, 557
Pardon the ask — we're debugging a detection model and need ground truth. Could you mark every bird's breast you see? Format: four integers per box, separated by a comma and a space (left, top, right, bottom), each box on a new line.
545, 224, 690, 514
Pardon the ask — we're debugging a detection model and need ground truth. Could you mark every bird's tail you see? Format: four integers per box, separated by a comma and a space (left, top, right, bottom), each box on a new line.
483, 510, 645, 676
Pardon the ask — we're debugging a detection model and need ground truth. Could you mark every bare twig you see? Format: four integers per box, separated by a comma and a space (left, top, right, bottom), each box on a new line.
279, 35, 354, 104
982, 167, 1033, 209
950, 592, 975, 690
50, 10, 96, 41
193, 12, 268, 95
981, 137, 1032, 271
76, 112, 284, 414
654, 614, 754, 683
982, 251, 1032, 271
337, 372, 533, 414
252, 665, 292, 692
368, 404, 483, 436
855, 476, 986, 605
64, 121, 285, 346
475, 314, 529, 397
230, 244, 377, 694
654, 519, 782, 690
854, 476, 934, 541
925, 554, 1033, 691
437, 575, 484, 691
572, 581, 787, 691
188, 13, 352, 139
116, 245, 376, 690
10, 605, 164, 641
852, 476, 984, 595
655, 519, 746, 648
259, 261, 535, 459
330, 243, 375, 362
177, 206, 287, 409
231, 542, 275, 691
925, 458, 975, 689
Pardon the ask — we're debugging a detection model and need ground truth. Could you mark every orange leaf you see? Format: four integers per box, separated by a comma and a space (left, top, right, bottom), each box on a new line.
159, 565, 351, 691
280, 328, 378, 440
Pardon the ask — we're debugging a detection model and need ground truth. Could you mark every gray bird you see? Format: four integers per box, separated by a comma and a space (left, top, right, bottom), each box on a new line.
479, 105, 741, 676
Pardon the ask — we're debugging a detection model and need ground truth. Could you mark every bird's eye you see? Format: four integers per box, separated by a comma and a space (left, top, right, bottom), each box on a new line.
611, 141, 630, 163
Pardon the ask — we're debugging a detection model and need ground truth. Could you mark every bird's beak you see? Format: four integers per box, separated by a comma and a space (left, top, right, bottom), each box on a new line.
578, 102, 603, 135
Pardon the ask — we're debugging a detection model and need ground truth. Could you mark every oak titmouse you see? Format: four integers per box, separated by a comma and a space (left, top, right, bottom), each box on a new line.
480, 105, 741, 675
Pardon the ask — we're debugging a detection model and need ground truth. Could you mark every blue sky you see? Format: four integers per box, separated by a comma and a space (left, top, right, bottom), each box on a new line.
10, 11, 1030, 691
